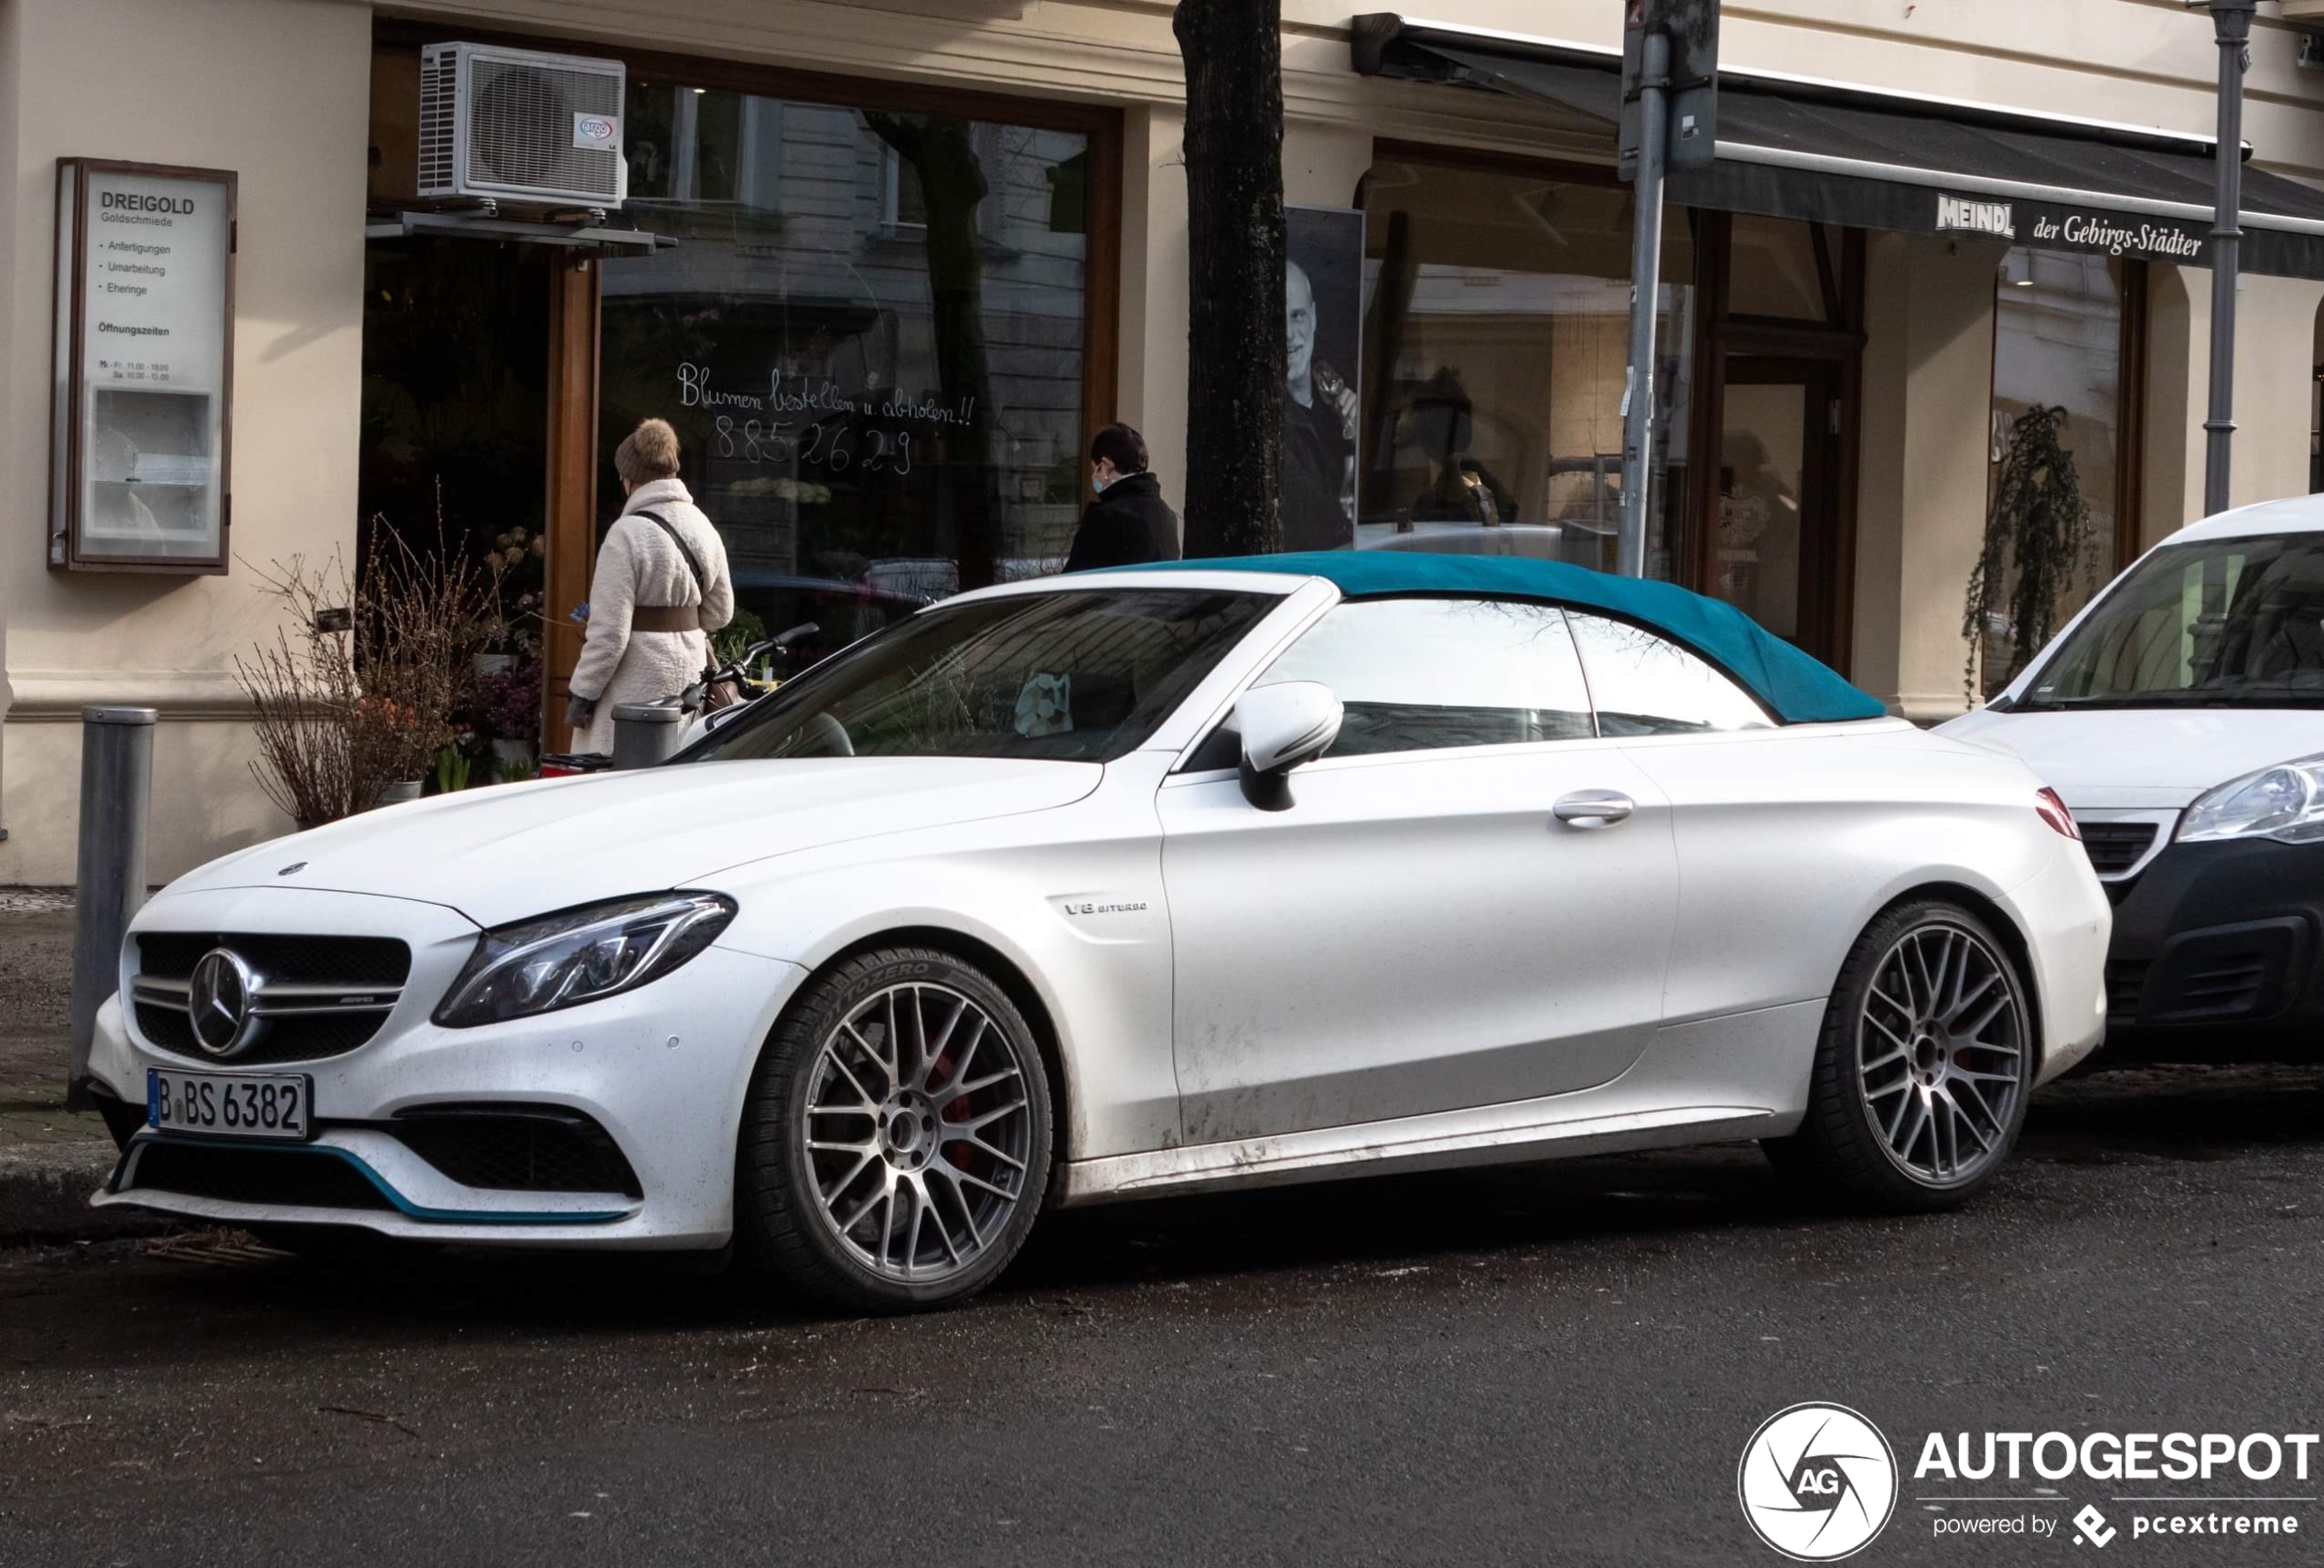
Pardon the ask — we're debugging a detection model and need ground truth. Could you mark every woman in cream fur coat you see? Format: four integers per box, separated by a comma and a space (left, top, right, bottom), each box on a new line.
565, 418, 735, 754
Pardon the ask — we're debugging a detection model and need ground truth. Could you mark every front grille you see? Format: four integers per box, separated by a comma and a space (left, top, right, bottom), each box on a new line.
131, 932, 411, 1065
127, 1142, 393, 1212
391, 1107, 641, 1197
2080, 822, 2157, 877
2106, 959, 2152, 1019
137, 934, 410, 988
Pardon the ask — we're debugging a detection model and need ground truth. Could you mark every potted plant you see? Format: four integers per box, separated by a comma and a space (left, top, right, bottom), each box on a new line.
236, 521, 494, 830
1962, 404, 2098, 703
471, 658, 544, 765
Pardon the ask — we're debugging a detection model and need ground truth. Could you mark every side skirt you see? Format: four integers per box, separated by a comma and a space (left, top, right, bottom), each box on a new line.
1054, 997, 1824, 1207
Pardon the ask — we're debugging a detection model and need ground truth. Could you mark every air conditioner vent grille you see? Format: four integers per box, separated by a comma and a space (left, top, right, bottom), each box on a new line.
467, 58, 623, 199
417, 48, 460, 193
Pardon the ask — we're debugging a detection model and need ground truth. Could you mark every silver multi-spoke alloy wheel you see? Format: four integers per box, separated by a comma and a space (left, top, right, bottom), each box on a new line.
1857, 918, 2027, 1187
801, 981, 1035, 1286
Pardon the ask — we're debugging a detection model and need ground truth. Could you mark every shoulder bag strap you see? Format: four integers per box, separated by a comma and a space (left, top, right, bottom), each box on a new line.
630, 508, 709, 603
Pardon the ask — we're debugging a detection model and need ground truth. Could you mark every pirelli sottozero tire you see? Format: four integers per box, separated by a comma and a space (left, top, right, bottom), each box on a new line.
735, 947, 1053, 1313
1763, 898, 2035, 1213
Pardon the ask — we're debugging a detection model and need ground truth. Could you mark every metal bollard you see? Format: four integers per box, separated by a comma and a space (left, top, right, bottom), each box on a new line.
610, 703, 685, 770
67, 706, 156, 1108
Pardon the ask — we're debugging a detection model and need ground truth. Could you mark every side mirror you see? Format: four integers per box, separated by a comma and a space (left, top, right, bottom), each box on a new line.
1233, 681, 1342, 811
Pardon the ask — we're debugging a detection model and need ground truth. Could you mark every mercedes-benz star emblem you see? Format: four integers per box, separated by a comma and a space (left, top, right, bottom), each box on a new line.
187, 948, 263, 1058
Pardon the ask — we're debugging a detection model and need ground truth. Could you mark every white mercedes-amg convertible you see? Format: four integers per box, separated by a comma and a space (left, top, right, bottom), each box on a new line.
84, 553, 2110, 1311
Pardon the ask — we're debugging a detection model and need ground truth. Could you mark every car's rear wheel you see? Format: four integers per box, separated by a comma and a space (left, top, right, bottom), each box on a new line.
1764, 899, 2033, 1211
735, 947, 1052, 1313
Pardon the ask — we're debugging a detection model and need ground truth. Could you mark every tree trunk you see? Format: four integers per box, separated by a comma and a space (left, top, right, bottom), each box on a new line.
1174, 0, 1286, 556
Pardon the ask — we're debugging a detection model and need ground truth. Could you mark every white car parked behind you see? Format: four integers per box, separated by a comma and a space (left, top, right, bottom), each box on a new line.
85, 553, 2110, 1311
1944, 496, 2324, 1044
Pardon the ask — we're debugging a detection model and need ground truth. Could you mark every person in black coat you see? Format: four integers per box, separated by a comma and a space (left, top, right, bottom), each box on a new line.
1064, 423, 1182, 572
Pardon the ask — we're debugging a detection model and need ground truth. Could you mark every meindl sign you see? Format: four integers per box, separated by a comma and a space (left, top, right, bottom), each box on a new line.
1933, 191, 2209, 264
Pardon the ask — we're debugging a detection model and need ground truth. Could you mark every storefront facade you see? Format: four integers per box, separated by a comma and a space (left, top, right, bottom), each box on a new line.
5, 0, 2324, 884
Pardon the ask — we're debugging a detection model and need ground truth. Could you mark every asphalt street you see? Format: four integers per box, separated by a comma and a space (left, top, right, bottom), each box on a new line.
3, 1059, 2321, 1568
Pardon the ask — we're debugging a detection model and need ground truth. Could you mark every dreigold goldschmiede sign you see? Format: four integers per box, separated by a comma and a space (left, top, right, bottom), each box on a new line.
49, 158, 236, 574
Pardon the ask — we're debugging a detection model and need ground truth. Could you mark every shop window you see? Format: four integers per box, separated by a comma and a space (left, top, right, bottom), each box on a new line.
1980, 246, 2135, 694
599, 83, 1092, 638
1727, 215, 1830, 323
1360, 156, 1697, 578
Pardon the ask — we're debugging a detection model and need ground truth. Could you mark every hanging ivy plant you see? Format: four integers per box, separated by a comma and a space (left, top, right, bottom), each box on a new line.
1962, 404, 2093, 702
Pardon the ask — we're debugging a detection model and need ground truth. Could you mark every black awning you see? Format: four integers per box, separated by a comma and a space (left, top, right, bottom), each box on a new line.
1353, 15, 2324, 280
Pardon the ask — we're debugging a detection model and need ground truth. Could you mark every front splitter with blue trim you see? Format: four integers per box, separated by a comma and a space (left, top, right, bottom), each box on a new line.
111, 1136, 632, 1226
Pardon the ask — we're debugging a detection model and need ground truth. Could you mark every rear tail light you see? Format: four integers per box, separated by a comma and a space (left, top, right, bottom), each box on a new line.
2036, 788, 2082, 841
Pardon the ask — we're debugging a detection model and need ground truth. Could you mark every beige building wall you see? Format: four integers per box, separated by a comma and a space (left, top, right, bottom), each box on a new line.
1116, 105, 1189, 523
1855, 232, 2010, 722
0, 0, 371, 885
2141, 267, 2324, 550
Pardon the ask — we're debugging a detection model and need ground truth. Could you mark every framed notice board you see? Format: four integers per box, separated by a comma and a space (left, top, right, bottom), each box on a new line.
49, 159, 236, 574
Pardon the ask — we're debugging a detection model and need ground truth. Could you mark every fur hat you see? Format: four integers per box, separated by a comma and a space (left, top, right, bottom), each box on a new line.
615, 417, 682, 487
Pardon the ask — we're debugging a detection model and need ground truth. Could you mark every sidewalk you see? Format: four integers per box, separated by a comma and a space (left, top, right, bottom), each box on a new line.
0, 890, 156, 1241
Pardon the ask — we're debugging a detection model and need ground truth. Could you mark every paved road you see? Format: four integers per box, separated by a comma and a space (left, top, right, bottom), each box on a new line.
4, 1061, 2322, 1568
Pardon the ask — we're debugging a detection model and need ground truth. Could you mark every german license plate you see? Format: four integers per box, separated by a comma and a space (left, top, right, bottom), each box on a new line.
146, 1069, 313, 1142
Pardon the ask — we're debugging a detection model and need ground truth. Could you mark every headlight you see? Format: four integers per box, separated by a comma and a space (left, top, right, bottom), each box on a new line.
2175, 754, 2324, 846
433, 892, 737, 1028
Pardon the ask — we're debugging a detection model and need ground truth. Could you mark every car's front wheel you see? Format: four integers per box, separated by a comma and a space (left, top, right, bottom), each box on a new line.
1764, 898, 2034, 1211
735, 946, 1053, 1312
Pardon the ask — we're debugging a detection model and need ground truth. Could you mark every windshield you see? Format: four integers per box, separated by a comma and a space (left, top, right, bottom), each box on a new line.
682, 587, 1272, 764
2014, 534, 2324, 712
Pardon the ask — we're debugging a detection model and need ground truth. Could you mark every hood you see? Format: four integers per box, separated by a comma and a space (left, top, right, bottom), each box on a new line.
167, 757, 1101, 928
1939, 707, 2324, 809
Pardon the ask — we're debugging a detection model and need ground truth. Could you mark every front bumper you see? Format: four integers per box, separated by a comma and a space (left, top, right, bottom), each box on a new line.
84, 886, 805, 1248
2104, 837, 2324, 1034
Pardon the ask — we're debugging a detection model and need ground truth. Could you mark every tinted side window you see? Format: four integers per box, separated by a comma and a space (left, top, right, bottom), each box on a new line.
1566, 612, 1774, 736
1254, 597, 1596, 757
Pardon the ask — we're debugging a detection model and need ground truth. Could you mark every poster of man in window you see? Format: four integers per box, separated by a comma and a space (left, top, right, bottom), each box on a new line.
1283, 205, 1362, 551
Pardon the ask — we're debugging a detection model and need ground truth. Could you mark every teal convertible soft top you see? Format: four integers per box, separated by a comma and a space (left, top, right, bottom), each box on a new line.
1157, 551, 1888, 725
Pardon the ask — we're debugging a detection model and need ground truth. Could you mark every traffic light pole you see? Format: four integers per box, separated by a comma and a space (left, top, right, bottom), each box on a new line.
1618, 27, 1671, 580
2193, 0, 2254, 519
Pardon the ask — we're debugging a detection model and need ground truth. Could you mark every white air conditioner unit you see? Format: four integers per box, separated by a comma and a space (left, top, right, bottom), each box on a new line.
419, 41, 627, 209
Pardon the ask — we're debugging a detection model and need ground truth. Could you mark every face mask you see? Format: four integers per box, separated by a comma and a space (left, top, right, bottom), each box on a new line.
1092, 472, 1110, 496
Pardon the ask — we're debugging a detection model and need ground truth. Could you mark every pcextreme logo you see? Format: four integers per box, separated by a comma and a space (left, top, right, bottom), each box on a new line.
1738, 1403, 1900, 1562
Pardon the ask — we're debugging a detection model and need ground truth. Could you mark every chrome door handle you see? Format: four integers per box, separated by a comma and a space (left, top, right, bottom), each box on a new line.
1552, 790, 1634, 828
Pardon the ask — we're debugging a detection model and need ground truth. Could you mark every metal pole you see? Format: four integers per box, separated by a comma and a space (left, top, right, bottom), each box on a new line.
2198, 0, 2255, 519
1619, 27, 1673, 579
611, 703, 685, 769
67, 705, 155, 1108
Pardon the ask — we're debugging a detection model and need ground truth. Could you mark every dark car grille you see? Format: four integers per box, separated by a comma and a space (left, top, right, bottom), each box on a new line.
126, 1142, 393, 1212
2081, 822, 2158, 877
131, 932, 412, 1065
137, 934, 411, 988
391, 1107, 641, 1197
